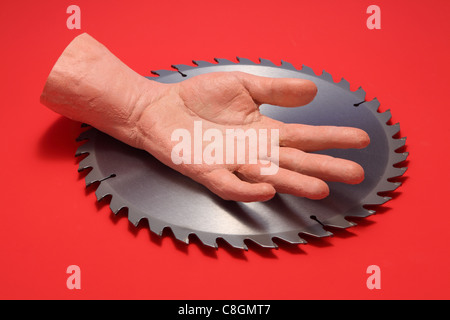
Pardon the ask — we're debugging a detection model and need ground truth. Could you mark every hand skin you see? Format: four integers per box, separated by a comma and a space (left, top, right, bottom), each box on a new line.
41, 33, 370, 202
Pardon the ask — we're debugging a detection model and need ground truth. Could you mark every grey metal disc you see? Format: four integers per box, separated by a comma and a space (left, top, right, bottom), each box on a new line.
76, 58, 408, 249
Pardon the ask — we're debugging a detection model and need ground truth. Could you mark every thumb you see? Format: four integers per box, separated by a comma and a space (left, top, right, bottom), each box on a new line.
236, 72, 318, 107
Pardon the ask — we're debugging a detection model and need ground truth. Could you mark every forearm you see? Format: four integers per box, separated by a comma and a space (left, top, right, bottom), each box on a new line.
40, 33, 162, 148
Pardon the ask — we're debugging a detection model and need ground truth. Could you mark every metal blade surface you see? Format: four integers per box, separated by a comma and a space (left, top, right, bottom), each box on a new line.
77, 58, 407, 249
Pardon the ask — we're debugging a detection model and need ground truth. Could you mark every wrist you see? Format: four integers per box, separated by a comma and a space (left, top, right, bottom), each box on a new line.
40, 33, 164, 149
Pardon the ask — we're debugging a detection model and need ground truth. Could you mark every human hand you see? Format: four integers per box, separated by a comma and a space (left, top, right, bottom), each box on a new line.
41, 33, 369, 203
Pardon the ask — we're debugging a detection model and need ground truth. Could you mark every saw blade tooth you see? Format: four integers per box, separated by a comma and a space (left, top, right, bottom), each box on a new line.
170, 227, 192, 244
258, 58, 276, 67
392, 151, 409, 164
387, 122, 401, 137
378, 180, 402, 192
320, 70, 334, 82
172, 64, 195, 72
95, 181, 112, 201
78, 156, 94, 172
322, 215, 356, 229
222, 236, 248, 250
364, 194, 392, 205
75, 140, 94, 157
302, 222, 334, 238
387, 166, 408, 178
84, 169, 104, 187
353, 86, 367, 101
346, 206, 376, 218
300, 64, 316, 76
109, 195, 126, 214
192, 60, 214, 67
127, 209, 143, 227
247, 236, 278, 249
150, 69, 178, 77
392, 137, 407, 150
236, 57, 254, 64
75, 128, 96, 142
214, 58, 235, 65
378, 109, 392, 123
274, 232, 307, 245
280, 60, 297, 70
148, 219, 166, 237
360, 97, 379, 111
337, 77, 350, 90
194, 233, 218, 249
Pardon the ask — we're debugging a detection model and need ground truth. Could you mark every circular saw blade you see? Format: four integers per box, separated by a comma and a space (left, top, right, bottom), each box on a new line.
75, 58, 408, 250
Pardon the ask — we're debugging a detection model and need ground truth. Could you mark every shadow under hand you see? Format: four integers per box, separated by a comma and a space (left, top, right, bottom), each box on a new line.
37, 116, 84, 160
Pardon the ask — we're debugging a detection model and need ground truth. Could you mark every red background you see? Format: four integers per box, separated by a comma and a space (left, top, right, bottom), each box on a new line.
1, 0, 449, 299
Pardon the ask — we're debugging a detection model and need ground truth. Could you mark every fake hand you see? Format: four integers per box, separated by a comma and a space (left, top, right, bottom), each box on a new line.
41, 33, 369, 202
